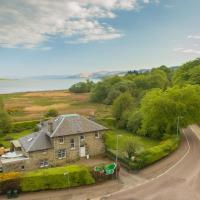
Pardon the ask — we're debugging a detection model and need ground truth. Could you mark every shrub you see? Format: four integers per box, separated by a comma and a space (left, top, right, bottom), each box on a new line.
20, 165, 95, 192
44, 109, 59, 118
132, 137, 180, 170
69, 80, 94, 93
12, 120, 39, 132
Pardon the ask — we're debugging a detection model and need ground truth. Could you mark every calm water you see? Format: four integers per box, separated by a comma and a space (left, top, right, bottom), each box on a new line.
0, 78, 98, 94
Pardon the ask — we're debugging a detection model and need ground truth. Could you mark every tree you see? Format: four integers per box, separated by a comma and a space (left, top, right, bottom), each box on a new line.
91, 76, 121, 103
69, 80, 94, 93
112, 92, 135, 121
127, 111, 142, 134
140, 85, 200, 138
45, 109, 59, 118
124, 140, 138, 160
0, 97, 12, 133
173, 58, 200, 85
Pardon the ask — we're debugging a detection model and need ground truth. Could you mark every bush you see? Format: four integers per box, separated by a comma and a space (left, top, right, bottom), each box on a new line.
20, 165, 95, 192
12, 120, 39, 133
132, 137, 180, 170
45, 109, 59, 118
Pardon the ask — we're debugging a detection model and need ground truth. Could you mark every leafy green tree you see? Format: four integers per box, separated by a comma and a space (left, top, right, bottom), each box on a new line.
112, 92, 135, 124
140, 85, 200, 138
91, 76, 122, 103
69, 79, 94, 93
127, 111, 142, 134
104, 89, 121, 105
173, 58, 200, 85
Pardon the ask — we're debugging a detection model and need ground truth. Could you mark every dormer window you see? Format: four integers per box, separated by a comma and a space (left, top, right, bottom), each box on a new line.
59, 137, 64, 144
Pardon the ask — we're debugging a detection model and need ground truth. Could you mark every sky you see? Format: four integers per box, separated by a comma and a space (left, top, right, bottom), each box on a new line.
0, 0, 200, 77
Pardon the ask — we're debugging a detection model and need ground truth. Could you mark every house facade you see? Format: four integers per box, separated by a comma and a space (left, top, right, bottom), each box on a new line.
0, 114, 107, 172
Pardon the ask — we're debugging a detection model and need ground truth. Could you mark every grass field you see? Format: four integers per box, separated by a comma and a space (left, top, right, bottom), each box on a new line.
0, 90, 108, 122
104, 128, 160, 155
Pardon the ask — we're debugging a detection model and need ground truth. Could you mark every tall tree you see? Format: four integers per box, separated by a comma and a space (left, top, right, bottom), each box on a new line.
112, 92, 135, 127
140, 85, 200, 138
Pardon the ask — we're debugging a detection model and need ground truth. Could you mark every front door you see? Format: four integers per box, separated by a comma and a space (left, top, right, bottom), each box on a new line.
80, 146, 86, 157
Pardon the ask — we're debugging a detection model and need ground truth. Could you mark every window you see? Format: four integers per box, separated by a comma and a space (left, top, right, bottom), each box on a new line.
59, 137, 64, 144
40, 160, 49, 168
95, 132, 100, 138
70, 138, 75, 149
58, 149, 66, 159
80, 135, 85, 141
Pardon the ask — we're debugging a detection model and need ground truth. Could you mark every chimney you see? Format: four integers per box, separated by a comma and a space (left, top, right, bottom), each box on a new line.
48, 121, 54, 133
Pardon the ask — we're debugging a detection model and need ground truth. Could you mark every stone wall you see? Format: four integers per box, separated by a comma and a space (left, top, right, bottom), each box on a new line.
2, 160, 27, 172
25, 149, 54, 171
85, 132, 105, 156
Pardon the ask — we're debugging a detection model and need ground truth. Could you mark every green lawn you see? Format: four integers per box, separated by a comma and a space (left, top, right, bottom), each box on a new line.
104, 128, 160, 154
0, 129, 33, 148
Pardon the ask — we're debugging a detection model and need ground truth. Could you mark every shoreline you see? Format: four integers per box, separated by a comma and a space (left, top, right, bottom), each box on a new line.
0, 89, 69, 95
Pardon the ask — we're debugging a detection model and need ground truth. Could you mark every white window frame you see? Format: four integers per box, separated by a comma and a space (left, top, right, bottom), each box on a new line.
58, 149, 66, 159
59, 137, 64, 144
40, 160, 49, 168
95, 132, 100, 139
70, 138, 75, 150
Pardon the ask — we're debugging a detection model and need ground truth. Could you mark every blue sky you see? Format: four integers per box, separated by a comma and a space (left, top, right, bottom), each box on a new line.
0, 0, 200, 77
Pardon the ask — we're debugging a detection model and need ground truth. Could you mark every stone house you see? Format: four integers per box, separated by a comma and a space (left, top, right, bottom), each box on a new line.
0, 114, 108, 172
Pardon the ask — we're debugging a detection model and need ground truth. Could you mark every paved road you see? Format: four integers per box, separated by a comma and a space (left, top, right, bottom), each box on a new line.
106, 126, 200, 200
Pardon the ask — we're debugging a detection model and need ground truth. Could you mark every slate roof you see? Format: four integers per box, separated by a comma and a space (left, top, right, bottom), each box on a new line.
19, 131, 52, 153
18, 114, 108, 153
45, 114, 108, 138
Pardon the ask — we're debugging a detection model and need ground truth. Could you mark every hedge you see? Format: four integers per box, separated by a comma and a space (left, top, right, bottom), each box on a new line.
12, 120, 40, 132
20, 165, 95, 192
106, 137, 180, 170
132, 137, 180, 170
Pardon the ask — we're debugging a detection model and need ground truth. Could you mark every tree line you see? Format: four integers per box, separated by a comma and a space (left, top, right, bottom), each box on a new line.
90, 58, 200, 139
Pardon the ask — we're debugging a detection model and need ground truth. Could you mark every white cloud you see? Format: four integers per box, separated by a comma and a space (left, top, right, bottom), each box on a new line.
0, 0, 155, 49
174, 48, 200, 55
188, 35, 200, 40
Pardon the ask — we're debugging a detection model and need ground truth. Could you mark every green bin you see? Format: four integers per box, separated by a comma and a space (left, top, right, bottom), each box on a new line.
6, 190, 12, 199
